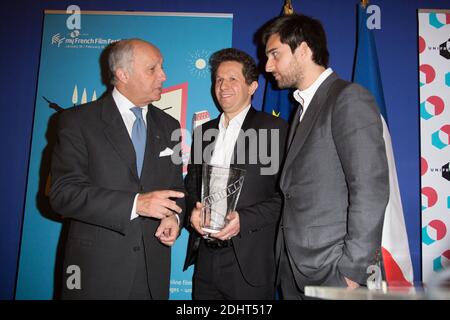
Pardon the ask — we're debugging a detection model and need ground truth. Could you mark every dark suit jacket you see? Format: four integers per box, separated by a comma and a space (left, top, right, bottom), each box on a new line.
278, 73, 389, 288
183, 107, 288, 287
50, 93, 185, 299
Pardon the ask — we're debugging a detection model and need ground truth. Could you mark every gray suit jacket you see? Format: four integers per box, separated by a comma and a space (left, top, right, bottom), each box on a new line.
278, 73, 389, 289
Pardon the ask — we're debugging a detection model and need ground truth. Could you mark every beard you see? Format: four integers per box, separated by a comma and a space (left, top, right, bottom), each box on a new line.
275, 59, 302, 89
276, 75, 298, 89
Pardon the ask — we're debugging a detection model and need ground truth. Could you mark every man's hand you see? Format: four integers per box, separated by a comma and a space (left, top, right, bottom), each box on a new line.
190, 202, 206, 236
344, 277, 360, 289
210, 211, 240, 241
155, 214, 179, 246
136, 190, 184, 219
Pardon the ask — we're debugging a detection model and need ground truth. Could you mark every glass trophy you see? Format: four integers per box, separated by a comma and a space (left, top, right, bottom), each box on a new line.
200, 164, 246, 236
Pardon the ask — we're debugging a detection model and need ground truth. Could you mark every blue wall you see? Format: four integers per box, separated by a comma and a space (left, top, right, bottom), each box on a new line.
2, 0, 449, 299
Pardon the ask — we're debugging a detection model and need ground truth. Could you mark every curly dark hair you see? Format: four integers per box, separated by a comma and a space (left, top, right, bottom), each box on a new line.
261, 14, 329, 68
209, 48, 259, 85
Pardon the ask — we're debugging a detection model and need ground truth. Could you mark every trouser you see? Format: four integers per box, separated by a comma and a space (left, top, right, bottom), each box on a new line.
193, 240, 274, 300
128, 236, 152, 300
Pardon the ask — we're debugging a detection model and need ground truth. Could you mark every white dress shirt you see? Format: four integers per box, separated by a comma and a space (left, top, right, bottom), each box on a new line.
293, 67, 333, 122
210, 104, 251, 167
112, 87, 147, 221
206, 105, 250, 229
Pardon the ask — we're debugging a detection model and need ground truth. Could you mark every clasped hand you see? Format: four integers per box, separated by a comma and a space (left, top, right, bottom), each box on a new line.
190, 202, 240, 241
137, 190, 184, 246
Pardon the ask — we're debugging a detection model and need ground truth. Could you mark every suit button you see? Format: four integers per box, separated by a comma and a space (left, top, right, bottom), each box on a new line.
133, 246, 140, 252
286, 193, 291, 200
139, 185, 144, 192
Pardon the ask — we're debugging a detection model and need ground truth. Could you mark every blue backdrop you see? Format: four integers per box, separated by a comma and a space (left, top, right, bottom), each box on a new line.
2, 0, 449, 300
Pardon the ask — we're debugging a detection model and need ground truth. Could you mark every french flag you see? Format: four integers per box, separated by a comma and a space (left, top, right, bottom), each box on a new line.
353, 3, 414, 287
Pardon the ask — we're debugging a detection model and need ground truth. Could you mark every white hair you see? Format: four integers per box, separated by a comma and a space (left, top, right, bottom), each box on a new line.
108, 39, 137, 85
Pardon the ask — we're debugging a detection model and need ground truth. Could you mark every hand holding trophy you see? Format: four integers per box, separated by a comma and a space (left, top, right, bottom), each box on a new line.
200, 164, 246, 238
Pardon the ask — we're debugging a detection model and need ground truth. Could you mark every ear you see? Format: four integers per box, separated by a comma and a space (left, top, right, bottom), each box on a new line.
248, 81, 258, 95
115, 67, 130, 84
294, 41, 312, 60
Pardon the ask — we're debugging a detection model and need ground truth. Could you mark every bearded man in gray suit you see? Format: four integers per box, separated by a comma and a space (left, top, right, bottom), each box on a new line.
262, 14, 389, 299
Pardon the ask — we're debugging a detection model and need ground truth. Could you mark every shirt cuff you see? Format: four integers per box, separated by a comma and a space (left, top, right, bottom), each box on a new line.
130, 194, 139, 220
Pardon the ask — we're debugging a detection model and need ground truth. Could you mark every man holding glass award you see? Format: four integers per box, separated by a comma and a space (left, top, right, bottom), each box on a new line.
183, 48, 288, 299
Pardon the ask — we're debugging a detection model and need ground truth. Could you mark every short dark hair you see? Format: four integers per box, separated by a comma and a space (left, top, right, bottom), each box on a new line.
261, 14, 329, 68
209, 48, 259, 85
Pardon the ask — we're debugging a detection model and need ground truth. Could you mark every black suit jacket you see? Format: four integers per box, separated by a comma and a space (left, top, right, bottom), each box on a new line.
50, 93, 185, 299
183, 107, 288, 287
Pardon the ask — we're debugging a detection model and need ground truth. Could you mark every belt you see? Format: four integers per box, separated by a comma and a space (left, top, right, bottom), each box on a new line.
203, 238, 233, 249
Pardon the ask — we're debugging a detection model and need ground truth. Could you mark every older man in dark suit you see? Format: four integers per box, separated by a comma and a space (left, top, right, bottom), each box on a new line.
50, 39, 185, 299
262, 14, 389, 299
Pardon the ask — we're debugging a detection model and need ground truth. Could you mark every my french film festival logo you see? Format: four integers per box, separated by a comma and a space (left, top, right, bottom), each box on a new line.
51, 5, 120, 49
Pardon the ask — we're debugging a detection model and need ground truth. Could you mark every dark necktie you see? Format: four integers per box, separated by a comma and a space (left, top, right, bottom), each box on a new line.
130, 107, 146, 177
287, 103, 304, 149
